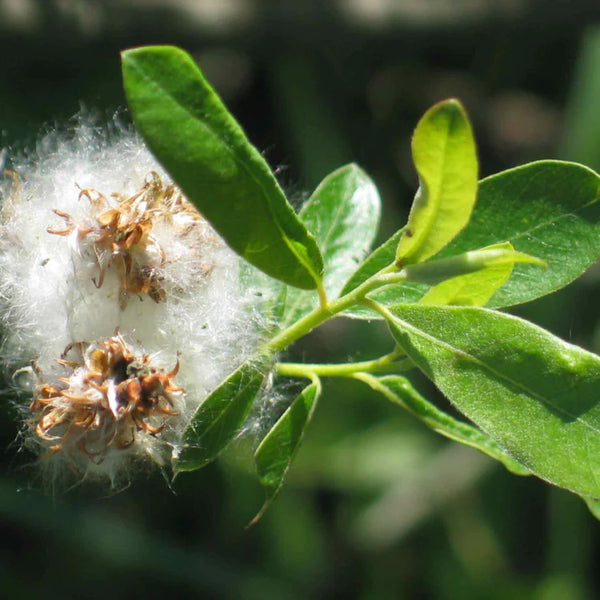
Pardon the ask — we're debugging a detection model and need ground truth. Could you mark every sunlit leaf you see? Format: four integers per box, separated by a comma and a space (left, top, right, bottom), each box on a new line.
122, 45, 323, 289
383, 303, 600, 497
418, 248, 514, 306
410, 242, 544, 306
281, 164, 380, 326
402, 243, 544, 286
448, 160, 600, 308
396, 99, 478, 265
343, 161, 600, 317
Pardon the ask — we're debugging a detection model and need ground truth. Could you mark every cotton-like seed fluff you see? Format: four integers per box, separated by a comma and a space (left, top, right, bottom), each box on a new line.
0, 119, 265, 487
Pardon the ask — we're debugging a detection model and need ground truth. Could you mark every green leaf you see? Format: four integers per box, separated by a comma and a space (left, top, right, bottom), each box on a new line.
396, 99, 478, 265
280, 164, 380, 326
419, 244, 515, 306
383, 303, 600, 497
355, 373, 529, 475
403, 243, 544, 286
250, 380, 321, 524
173, 360, 266, 472
343, 160, 600, 318
341, 237, 542, 317
121, 45, 323, 290
448, 160, 600, 308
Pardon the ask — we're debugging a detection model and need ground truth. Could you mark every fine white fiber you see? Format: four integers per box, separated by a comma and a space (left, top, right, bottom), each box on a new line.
0, 117, 265, 488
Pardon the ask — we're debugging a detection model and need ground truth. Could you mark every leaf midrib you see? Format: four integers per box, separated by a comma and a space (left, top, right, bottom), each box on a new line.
392, 310, 600, 437
185, 373, 263, 443
128, 55, 322, 286
410, 113, 454, 258
283, 176, 374, 324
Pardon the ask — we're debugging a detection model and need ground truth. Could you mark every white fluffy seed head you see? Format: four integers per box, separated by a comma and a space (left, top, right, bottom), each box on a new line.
0, 117, 267, 488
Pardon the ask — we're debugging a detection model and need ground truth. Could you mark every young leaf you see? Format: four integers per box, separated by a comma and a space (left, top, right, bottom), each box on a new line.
341, 238, 540, 317
446, 160, 600, 308
173, 360, 267, 472
281, 164, 380, 326
122, 45, 323, 290
382, 303, 600, 498
419, 245, 514, 306
250, 379, 321, 524
396, 99, 478, 265
402, 243, 544, 286
355, 373, 529, 476
343, 160, 600, 318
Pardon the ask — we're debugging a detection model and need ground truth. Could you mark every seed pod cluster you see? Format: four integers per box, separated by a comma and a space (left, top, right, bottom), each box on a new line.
0, 124, 261, 487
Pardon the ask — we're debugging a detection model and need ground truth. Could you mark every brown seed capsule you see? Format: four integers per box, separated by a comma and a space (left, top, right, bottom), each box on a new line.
29, 334, 184, 466
47, 172, 214, 308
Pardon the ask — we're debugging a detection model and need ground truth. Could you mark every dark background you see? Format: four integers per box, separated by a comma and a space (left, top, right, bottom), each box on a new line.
2, 1, 600, 598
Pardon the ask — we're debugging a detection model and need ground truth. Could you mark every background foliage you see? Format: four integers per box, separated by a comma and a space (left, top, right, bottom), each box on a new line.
2, 1, 600, 598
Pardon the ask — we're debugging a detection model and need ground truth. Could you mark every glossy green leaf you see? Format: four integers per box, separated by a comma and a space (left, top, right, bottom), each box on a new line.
355, 373, 529, 475
122, 45, 323, 289
280, 164, 380, 326
250, 380, 321, 524
448, 160, 600, 307
174, 360, 266, 472
383, 303, 600, 497
396, 99, 478, 265
343, 160, 600, 317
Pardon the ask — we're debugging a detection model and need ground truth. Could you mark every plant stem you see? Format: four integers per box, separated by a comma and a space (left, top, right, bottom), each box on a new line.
317, 280, 328, 309
262, 263, 403, 355
275, 350, 413, 380
360, 296, 396, 320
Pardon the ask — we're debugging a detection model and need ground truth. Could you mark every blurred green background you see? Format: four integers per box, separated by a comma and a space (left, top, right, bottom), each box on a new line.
2, 1, 600, 598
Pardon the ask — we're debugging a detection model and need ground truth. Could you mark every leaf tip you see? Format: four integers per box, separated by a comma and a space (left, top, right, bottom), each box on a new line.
344, 161, 363, 173
121, 44, 185, 59
121, 45, 197, 80
327, 162, 368, 182
513, 251, 548, 269
424, 97, 468, 120
441, 97, 466, 110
